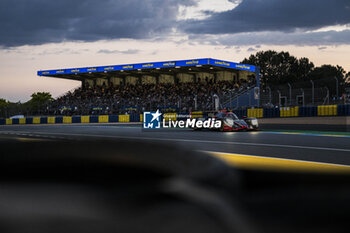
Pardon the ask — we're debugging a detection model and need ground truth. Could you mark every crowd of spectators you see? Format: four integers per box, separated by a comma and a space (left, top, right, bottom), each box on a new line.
48, 78, 253, 115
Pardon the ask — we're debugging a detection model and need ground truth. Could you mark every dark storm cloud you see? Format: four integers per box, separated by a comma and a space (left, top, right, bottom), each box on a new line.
196, 29, 350, 46
183, 0, 350, 34
0, 0, 195, 47
216, 30, 350, 46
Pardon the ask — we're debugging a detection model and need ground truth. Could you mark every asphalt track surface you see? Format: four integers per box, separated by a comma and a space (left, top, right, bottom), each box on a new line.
1, 124, 350, 167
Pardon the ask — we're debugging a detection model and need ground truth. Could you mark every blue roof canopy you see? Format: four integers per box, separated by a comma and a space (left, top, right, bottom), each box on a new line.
37, 58, 256, 76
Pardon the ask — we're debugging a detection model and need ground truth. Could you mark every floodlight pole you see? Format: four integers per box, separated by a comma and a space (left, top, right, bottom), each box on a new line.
229, 91, 232, 109
287, 83, 292, 106
301, 88, 305, 106
194, 95, 198, 111
213, 94, 220, 111
277, 90, 281, 107
334, 77, 339, 100
267, 86, 272, 105
325, 87, 330, 105
310, 80, 314, 105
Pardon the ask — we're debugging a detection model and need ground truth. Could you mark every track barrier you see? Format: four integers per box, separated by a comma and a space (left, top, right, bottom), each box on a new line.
1, 105, 349, 125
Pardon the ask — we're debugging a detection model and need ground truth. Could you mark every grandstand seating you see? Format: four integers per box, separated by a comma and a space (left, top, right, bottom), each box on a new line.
47, 81, 248, 115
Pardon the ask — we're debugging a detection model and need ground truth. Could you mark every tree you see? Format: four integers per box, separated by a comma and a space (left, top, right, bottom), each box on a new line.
346, 72, 350, 85
0, 98, 8, 108
26, 92, 53, 113
30, 92, 53, 104
241, 50, 314, 87
308, 65, 346, 95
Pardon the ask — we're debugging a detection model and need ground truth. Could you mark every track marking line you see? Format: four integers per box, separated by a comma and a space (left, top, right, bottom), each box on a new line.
1, 130, 350, 152
206, 151, 350, 173
10, 130, 350, 153
15, 137, 50, 142
1, 131, 350, 170
261, 131, 350, 138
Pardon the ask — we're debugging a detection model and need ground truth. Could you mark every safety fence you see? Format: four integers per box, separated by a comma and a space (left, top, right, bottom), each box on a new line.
0, 112, 205, 125
235, 104, 350, 118
1, 114, 136, 125
1, 106, 350, 125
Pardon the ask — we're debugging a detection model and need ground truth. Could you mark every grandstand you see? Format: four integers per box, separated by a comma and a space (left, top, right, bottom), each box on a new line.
38, 58, 260, 115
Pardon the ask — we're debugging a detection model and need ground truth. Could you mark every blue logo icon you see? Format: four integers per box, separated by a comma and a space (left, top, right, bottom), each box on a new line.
143, 110, 162, 129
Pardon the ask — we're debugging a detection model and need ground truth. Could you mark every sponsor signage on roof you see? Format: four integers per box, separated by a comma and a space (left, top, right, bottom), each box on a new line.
66, 68, 81, 74
38, 70, 65, 75
96, 64, 134, 72
100, 66, 118, 71
234, 63, 255, 71
119, 64, 134, 70
175, 58, 209, 67
37, 58, 256, 76
209, 59, 255, 72
75, 67, 99, 73
134, 61, 176, 70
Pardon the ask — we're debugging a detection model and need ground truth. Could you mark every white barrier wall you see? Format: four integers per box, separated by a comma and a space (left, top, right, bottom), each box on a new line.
85, 79, 94, 87
216, 71, 236, 82
85, 70, 247, 87
96, 78, 108, 86
142, 75, 156, 84
125, 76, 138, 85
110, 77, 123, 86
239, 70, 254, 82
159, 74, 175, 84
177, 73, 194, 83
195, 72, 214, 83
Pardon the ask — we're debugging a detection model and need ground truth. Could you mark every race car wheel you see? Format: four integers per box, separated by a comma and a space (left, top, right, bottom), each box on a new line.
219, 120, 225, 132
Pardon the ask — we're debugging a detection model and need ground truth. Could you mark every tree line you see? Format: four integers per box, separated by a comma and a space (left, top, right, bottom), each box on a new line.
241, 50, 349, 94
0, 92, 53, 118
1, 50, 349, 117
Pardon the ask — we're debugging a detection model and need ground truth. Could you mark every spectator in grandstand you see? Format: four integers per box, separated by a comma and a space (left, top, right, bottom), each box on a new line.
47, 79, 253, 115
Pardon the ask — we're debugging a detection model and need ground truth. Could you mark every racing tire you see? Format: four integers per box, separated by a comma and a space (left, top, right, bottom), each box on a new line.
219, 120, 225, 132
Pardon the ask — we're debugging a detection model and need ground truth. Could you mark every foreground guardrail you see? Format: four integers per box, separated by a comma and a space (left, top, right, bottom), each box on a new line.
237, 104, 350, 118
0, 112, 204, 125
1, 105, 350, 125
0, 114, 140, 125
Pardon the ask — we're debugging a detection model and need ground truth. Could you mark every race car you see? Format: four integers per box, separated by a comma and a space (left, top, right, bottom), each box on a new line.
193, 111, 259, 131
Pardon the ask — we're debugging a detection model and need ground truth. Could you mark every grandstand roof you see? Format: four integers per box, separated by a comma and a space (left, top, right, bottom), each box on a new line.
37, 58, 257, 81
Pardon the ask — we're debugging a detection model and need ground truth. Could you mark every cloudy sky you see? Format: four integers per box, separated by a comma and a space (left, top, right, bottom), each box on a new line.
1, 0, 349, 101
